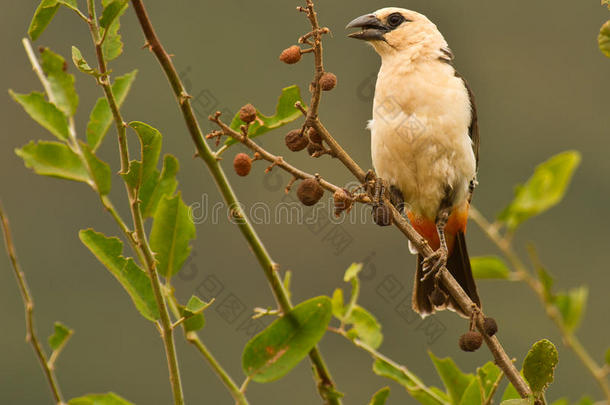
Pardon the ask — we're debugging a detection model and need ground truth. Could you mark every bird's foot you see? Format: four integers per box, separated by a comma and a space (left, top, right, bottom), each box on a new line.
420, 247, 448, 281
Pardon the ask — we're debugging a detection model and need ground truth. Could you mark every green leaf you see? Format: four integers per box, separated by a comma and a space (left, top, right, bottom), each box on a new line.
372, 358, 447, 405
331, 288, 345, 319
458, 362, 502, 405
140, 154, 179, 218
179, 295, 212, 332
599, 21, 610, 58
605, 348, 610, 366
87, 70, 137, 150
501, 381, 520, 401
429, 352, 474, 405
554, 286, 587, 332
28, 0, 60, 41
122, 121, 162, 190
57, 0, 80, 12
242, 296, 332, 383
68, 392, 134, 405
498, 151, 581, 230
100, 0, 127, 61
226, 85, 305, 146
149, 193, 196, 278
48, 321, 73, 351
575, 397, 594, 405
100, 0, 128, 29
40, 48, 78, 116
71, 46, 98, 76
10, 91, 70, 141
345, 305, 383, 349
344, 262, 363, 282
523, 339, 558, 397
16, 141, 88, 183
79, 229, 159, 321
471, 256, 511, 279
369, 387, 390, 405
536, 266, 554, 301
82, 143, 112, 195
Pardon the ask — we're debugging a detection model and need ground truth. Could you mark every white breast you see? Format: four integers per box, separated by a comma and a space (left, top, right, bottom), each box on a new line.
370, 59, 476, 220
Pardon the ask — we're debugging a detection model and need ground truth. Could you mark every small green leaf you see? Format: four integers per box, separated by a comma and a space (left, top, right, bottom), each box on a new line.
128, 121, 162, 185
87, 70, 137, 150
140, 154, 179, 218
331, 288, 345, 319
182, 312, 205, 332
429, 352, 475, 405
82, 143, 112, 195
501, 381, 520, 401
554, 286, 587, 332
48, 321, 73, 351
368, 387, 390, 405
10, 91, 70, 141
242, 296, 332, 383
498, 151, 581, 229
471, 256, 511, 279
68, 392, 134, 405
372, 358, 447, 405
28, 0, 60, 41
184, 295, 211, 315
79, 229, 159, 321
458, 362, 502, 405
599, 21, 610, 57
536, 266, 554, 301
605, 348, 610, 366
179, 295, 212, 332
71, 46, 98, 76
523, 339, 558, 397
226, 85, 305, 146
57, 0, 80, 12
16, 141, 88, 183
344, 262, 363, 282
100, 0, 128, 29
40, 48, 78, 116
100, 0, 127, 61
345, 305, 383, 349
150, 193, 196, 278
575, 397, 594, 405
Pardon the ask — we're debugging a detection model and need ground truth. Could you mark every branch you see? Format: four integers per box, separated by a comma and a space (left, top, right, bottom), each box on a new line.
470, 207, 610, 402
86, 3, 184, 403
129, 1, 342, 403
0, 204, 65, 405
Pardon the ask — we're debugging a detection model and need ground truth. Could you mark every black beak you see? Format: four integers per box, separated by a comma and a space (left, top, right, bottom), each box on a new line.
346, 14, 387, 41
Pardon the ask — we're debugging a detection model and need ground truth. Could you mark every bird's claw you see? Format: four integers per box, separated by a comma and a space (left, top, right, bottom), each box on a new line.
420, 248, 448, 281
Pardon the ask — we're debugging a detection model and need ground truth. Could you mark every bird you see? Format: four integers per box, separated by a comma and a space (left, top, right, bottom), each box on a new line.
346, 7, 481, 318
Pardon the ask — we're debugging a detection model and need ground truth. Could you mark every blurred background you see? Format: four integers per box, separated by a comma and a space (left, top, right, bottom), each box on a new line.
1, 1, 609, 404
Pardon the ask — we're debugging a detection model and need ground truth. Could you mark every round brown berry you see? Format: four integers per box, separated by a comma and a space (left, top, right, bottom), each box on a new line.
233, 153, 252, 177
308, 127, 322, 145
372, 204, 392, 226
239, 103, 257, 123
319, 72, 337, 91
297, 178, 324, 206
459, 331, 483, 352
333, 189, 353, 217
430, 287, 447, 307
279, 46, 302, 64
307, 142, 324, 157
483, 317, 498, 336
285, 129, 309, 152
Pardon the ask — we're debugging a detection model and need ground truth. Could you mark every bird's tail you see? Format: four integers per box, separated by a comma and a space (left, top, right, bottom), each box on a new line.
412, 231, 480, 318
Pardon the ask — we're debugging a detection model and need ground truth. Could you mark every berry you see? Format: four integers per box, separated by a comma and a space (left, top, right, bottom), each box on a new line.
279, 46, 302, 64
239, 103, 257, 123
285, 129, 309, 152
307, 142, 324, 157
430, 287, 447, 307
333, 189, 352, 217
319, 72, 337, 91
372, 204, 392, 226
308, 127, 322, 144
459, 331, 483, 352
297, 178, 324, 206
233, 153, 252, 177
483, 317, 498, 336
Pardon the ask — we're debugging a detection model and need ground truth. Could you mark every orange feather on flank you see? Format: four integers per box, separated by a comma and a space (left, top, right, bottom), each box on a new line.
407, 202, 469, 252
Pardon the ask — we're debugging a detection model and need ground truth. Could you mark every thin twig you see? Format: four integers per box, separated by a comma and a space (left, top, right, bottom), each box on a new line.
129, 1, 342, 403
0, 204, 65, 405
470, 207, 610, 402
85, 3, 185, 403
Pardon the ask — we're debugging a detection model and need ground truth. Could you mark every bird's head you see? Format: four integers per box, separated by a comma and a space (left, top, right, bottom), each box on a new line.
346, 8, 447, 60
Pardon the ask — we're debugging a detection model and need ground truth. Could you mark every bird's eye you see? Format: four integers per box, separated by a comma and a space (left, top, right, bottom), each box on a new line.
387, 13, 404, 28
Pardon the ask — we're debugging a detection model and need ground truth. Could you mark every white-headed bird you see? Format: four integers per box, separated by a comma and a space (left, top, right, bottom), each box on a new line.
347, 8, 481, 317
